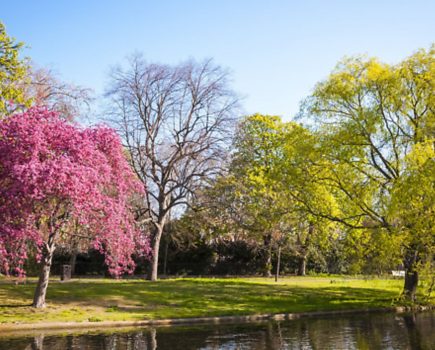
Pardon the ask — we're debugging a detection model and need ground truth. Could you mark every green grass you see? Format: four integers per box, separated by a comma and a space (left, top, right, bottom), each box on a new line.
0, 276, 432, 324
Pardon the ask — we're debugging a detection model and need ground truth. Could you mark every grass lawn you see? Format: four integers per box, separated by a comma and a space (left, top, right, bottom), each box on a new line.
0, 276, 432, 325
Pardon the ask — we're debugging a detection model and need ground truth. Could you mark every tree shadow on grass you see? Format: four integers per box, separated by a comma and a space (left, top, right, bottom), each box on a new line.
0, 303, 32, 308
0, 278, 403, 320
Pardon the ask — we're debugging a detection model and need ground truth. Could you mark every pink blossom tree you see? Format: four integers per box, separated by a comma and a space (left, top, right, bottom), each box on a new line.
0, 107, 149, 308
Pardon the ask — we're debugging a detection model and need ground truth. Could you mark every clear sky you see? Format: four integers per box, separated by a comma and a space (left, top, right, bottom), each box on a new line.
2, 0, 434, 120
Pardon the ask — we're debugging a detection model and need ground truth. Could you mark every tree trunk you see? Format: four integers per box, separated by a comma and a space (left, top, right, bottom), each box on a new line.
296, 223, 312, 277
69, 247, 78, 276
147, 225, 164, 281
275, 246, 281, 282
403, 248, 419, 301
404, 269, 419, 301
297, 254, 307, 276
163, 237, 169, 277
263, 234, 272, 277
32, 243, 55, 308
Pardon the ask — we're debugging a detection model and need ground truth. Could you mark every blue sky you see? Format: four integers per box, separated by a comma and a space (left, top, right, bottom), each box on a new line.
3, 0, 434, 120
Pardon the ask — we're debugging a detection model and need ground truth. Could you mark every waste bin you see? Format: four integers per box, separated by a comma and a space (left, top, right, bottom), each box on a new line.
61, 264, 71, 281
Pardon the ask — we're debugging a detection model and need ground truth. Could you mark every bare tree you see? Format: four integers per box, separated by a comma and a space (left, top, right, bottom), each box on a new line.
21, 64, 93, 121
106, 56, 239, 280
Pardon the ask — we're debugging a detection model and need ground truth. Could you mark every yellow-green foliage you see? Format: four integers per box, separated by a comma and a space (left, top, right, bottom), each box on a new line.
303, 46, 434, 294
0, 22, 30, 116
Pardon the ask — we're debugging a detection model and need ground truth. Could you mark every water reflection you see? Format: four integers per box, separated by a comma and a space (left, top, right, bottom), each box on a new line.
1, 311, 434, 350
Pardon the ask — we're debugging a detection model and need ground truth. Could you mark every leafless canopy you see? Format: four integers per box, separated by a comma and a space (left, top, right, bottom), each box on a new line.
106, 55, 239, 228
23, 65, 93, 121
105, 56, 238, 279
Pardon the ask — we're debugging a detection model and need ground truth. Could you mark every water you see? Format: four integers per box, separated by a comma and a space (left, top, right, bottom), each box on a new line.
0, 311, 434, 349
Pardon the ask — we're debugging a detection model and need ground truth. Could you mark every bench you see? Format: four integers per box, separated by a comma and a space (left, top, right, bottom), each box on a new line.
391, 270, 405, 277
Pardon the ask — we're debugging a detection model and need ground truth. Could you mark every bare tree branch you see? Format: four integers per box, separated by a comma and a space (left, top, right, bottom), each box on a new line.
105, 55, 239, 280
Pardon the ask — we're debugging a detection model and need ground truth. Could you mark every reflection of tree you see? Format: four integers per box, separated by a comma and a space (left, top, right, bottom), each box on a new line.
265, 322, 284, 350
353, 316, 383, 349
131, 332, 147, 349
403, 313, 423, 350
103, 333, 118, 350
148, 328, 157, 350
27, 334, 43, 350
7, 313, 435, 350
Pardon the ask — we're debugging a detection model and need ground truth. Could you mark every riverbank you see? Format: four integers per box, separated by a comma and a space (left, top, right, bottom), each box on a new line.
0, 277, 433, 331
1, 305, 434, 335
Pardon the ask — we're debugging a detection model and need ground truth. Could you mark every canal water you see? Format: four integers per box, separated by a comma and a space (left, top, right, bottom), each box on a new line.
0, 311, 434, 349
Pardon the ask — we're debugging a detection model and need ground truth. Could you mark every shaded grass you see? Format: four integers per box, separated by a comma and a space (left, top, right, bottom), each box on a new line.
0, 276, 431, 324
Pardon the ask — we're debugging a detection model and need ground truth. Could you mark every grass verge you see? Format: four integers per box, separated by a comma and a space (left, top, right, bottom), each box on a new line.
0, 276, 432, 325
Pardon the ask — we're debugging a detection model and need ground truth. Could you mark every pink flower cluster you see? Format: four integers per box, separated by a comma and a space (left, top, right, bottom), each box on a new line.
0, 107, 149, 277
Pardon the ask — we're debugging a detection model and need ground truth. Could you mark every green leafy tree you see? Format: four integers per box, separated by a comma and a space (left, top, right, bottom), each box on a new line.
388, 140, 434, 298
0, 22, 30, 116
273, 119, 341, 275
302, 46, 434, 300
228, 114, 340, 276
230, 114, 289, 276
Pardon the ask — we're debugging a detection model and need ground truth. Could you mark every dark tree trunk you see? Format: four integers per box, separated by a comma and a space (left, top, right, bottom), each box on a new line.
147, 225, 164, 281
297, 254, 307, 276
263, 234, 272, 277
403, 248, 420, 301
32, 243, 55, 308
275, 246, 281, 282
404, 269, 419, 301
69, 246, 78, 276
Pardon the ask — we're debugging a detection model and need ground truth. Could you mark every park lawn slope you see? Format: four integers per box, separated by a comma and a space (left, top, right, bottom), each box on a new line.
0, 277, 432, 325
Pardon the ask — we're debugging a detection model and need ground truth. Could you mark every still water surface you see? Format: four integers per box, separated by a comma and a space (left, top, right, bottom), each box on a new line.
0, 311, 434, 350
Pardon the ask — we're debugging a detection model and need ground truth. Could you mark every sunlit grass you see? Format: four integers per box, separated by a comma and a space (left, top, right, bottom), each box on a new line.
0, 276, 432, 324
